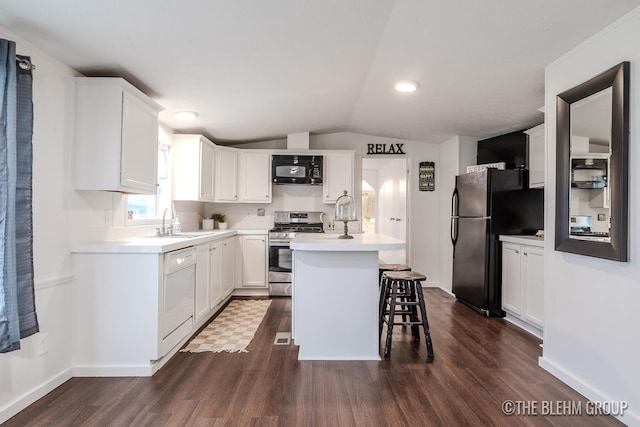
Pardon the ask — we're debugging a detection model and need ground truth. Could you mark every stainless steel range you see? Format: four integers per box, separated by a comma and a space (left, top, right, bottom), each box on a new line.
268, 211, 324, 296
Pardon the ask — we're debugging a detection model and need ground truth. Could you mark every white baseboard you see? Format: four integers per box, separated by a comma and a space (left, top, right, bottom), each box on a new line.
504, 313, 543, 340
539, 357, 639, 426
233, 288, 270, 297
0, 368, 73, 424
71, 364, 155, 377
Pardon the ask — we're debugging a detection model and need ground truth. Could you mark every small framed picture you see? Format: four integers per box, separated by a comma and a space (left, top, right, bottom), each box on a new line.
419, 161, 435, 191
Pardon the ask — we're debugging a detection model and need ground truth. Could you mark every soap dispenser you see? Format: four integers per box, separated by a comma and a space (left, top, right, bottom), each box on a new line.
172, 215, 182, 235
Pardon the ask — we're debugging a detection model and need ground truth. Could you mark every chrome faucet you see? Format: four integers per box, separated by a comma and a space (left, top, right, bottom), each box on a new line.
160, 208, 174, 236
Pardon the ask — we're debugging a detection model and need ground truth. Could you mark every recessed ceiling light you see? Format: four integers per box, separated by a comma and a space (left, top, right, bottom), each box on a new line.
173, 111, 199, 121
394, 80, 420, 93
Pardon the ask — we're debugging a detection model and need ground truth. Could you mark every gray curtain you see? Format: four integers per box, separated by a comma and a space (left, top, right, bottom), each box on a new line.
0, 38, 38, 353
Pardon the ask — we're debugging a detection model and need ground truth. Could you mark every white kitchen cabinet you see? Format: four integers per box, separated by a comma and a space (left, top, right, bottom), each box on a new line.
74, 77, 163, 194
202, 237, 234, 317
237, 235, 268, 288
209, 240, 224, 309
194, 243, 211, 323
522, 246, 544, 328
323, 151, 354, 203
589, 185, 610, 209
525, 123, 545, 189
221, 237, 236, 297
501, 243, 522, 315
172, 134, 216, 202
500, 236, 545, 336
215, 146, 239, 202
72, 252, 184, 376
239, 151, 272, 203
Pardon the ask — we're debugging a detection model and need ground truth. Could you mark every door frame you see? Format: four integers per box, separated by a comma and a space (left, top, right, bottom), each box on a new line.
361, 157, 410, 264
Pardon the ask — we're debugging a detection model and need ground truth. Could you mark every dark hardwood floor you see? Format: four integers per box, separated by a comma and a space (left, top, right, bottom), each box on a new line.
4, 289, 623, 426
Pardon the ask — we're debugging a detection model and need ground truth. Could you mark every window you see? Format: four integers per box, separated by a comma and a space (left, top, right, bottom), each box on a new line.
126, 140, 171, 222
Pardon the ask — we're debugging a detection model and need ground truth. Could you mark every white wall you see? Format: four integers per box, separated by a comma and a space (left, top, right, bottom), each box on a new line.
0, 26, 201, 423
437, 136, 478, 293
541, 7, 640, 426
0, 26, 77, 424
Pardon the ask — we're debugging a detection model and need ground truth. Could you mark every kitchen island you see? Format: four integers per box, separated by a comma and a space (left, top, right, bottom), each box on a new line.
290, 233, 405, 360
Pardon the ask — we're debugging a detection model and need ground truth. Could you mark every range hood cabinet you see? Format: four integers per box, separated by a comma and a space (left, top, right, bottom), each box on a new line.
571, 157, 608, 189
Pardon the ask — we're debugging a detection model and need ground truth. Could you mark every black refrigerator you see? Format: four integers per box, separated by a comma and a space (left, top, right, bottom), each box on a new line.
450, 168, 543, 317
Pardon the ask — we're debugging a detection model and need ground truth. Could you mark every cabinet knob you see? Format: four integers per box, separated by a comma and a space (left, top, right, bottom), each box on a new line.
524, 252, 528, 256
515, 250, 519, 254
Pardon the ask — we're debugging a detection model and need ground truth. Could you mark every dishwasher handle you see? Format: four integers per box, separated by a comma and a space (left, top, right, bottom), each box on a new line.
164, 248, 197, 274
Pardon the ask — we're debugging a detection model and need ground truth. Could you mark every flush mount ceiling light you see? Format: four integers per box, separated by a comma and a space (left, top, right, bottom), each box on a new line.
394, 80, 420, 93
173, 111, 199, 121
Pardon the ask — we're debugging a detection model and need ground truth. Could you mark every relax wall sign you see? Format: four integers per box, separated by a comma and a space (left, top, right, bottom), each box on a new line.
366, 143, 405, 155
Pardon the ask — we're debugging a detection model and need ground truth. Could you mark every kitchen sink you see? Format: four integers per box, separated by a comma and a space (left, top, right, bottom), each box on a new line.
142, 234, 199, 239
142, 231, 225, 239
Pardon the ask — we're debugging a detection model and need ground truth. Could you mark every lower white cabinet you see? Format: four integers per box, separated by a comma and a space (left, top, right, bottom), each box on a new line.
237, 234, 268, 288
72, 252, 188, 376
221, 237, 236, 297
195, 244, 212, 322
195, 237, 235, 325
501, 237, 544, 334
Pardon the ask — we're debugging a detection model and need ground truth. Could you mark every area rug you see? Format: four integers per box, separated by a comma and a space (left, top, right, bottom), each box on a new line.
181, 299, 272, 353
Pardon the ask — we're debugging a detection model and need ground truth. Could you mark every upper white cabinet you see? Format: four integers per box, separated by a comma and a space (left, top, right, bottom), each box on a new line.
215, 146, 239, 202
172, 134, 216, 202
74, 78, 163, 194
323, 151, 354, 203
239, 151, 272, 203
525, 123, 545, 189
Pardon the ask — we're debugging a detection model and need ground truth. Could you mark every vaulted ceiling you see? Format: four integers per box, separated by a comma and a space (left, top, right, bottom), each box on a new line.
0, 0, 638, 144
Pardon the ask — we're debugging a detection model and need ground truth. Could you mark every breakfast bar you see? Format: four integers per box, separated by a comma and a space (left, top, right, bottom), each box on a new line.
290, 233, 405, 360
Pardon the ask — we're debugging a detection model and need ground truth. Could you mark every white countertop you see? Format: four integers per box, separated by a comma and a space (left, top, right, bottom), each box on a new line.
72, 229, 269, 254
291, 233, 405, 251
499, 235, 544, 248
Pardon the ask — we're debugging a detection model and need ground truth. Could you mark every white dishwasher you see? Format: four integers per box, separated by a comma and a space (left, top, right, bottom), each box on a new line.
162, 247, 196, 355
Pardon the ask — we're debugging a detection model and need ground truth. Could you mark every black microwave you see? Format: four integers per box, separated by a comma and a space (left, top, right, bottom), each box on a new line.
272, 154, 323, 185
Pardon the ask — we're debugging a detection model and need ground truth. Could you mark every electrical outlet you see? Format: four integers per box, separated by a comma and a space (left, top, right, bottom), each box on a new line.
257, 208, 265, 217
104, 209, 112, 225
34, 332, 49, 357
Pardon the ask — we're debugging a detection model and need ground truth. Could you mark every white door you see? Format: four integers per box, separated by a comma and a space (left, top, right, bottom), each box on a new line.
363, 158, 408, 263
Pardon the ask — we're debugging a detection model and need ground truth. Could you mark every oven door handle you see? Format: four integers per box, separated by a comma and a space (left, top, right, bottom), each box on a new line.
269, 240, 291, 247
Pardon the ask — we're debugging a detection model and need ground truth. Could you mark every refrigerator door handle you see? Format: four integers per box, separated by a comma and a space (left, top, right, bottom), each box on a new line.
451, 188, 459, 256
451, 188, 459, 218
450, 216, 458, 249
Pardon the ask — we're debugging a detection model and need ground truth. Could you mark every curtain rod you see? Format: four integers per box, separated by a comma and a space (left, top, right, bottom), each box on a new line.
16, 57, 35, 70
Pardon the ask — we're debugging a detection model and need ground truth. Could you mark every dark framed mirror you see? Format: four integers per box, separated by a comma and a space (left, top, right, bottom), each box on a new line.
556, 61, 629, 261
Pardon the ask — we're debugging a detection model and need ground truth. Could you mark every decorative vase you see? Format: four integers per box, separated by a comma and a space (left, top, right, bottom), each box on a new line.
202, 219, 214, 230
218, 222, 228, 229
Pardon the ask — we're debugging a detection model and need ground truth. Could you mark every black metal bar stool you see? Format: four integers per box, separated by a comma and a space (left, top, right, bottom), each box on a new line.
379, 271, 434, 358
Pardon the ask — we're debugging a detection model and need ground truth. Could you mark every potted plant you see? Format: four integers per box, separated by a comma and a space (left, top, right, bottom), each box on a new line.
211, 213, 227, 229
